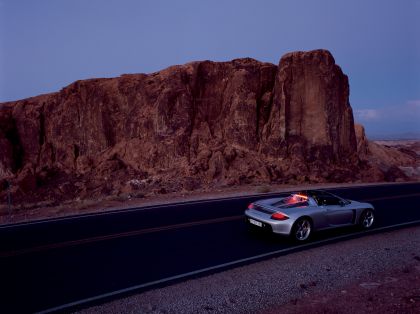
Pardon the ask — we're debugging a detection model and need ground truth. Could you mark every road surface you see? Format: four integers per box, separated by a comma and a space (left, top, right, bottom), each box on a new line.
1, 183, 419, 313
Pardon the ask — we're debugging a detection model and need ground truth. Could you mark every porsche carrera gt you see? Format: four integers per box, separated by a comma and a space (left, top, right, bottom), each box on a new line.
245, 190, 375, 241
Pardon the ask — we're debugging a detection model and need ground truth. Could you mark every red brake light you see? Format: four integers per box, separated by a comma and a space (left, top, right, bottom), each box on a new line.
271, 212, 289, 220
248, 203, 255, 209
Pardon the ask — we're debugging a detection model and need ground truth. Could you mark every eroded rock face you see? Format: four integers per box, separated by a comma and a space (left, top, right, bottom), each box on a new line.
0, 107, 22, 178
262, 50, 357, 162
0, 49, 383, 202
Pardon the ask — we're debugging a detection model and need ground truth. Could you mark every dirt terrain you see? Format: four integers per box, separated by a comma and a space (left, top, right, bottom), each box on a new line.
272, 264, 420, 314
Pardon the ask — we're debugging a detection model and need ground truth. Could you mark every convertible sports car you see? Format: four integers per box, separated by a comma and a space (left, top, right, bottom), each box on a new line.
245, 190, 375, 241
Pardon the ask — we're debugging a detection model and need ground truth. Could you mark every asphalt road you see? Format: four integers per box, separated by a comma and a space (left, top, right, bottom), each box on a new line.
1, 183, 419, 313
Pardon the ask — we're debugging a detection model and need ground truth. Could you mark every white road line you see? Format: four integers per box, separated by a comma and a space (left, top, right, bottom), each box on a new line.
36, 219, 420, 314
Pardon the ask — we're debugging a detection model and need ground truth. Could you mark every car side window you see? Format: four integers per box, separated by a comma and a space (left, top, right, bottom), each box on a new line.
324, 196, 341, 206
312, 195, 325, 206
317, 195, 341, 206
311, 192, 344, 206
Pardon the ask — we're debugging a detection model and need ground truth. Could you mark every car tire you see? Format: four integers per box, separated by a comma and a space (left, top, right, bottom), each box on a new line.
359, 209, 375, 229
291, 217, 312, 242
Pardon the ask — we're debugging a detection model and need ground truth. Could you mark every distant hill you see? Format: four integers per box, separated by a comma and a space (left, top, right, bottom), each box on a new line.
368, 132, 420, 141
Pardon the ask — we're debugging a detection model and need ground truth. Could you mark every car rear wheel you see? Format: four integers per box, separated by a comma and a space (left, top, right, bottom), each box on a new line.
359, 209, 375, 229
292, 218, 312, 242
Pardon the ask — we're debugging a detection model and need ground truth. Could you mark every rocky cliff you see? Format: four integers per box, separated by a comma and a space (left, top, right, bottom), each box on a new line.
0, 50, 413, 203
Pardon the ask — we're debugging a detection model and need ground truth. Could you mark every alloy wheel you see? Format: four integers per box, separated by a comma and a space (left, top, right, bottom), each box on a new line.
295, 219, 311, 241
362, 210, 374, 228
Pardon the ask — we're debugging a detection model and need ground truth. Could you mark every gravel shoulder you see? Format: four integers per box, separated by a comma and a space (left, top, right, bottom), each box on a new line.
78, 225, 420, 314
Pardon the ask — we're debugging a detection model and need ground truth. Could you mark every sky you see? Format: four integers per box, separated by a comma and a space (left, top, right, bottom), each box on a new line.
0, 0, 419, 138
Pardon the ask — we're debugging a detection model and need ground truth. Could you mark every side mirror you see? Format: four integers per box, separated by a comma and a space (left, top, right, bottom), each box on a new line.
339, 200, 345, 207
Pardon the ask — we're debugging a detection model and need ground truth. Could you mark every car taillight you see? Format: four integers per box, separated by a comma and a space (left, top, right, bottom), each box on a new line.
248, 203, 255, 209
271, 212, 289, 220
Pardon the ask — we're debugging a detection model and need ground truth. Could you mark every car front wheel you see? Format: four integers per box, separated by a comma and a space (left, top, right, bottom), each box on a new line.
359, 209, 375, 229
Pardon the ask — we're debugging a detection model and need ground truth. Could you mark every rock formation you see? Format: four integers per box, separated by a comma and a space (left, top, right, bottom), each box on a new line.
262, 51, 356, 161
355, 124, 418, 181
0, 49, 415, 204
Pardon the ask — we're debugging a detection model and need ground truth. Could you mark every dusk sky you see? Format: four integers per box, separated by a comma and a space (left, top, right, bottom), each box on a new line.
1, 0, 419, 138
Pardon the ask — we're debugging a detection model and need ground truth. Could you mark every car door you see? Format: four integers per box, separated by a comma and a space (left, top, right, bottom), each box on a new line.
321, 195, 354, 226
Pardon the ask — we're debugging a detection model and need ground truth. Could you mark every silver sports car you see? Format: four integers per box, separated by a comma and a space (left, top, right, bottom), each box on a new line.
245, 190, 375, 241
